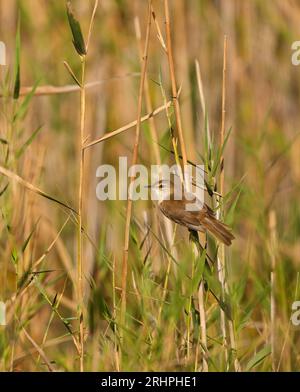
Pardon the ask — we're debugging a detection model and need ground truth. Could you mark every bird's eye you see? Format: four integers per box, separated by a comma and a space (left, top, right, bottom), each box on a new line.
159, 184, 163, 189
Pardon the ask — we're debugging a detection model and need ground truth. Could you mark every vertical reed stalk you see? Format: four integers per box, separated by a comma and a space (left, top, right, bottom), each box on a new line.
194, 59, 209, 372
71, 0, 98, 372
78, 55, 86, 373
189, 233, 208, 370
218, 35, 240, 371
135, 16, 177, 329
195, 60, 209, 139
164, 0, 188, 172
157, 248, 172, 324
164, 0, 197, 363
216, 36, 229, 368
219, 37, 227, 199
197, 281, 208, 371
158, 80, 181, 270
186, 250, 195, 362
112, 255, 120, 371
120, 0, 152, 340
134, 16, 161, 166
269, 210, 277, 371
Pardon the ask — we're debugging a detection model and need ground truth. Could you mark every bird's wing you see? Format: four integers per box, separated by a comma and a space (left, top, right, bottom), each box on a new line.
159, 197, 209, 228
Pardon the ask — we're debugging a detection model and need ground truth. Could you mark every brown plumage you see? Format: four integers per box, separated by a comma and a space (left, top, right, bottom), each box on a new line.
159, 192, 235, 246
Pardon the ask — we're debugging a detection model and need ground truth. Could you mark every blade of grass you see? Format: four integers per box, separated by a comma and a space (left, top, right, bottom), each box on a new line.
245, 345, 271, 371
0, 165, 77, 214
16, 124, 43, 158
22, 327, 54, 372
13, 80, 39, 123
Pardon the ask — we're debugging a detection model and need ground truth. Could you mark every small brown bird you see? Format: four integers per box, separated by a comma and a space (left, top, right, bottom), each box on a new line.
150, 179, 235, 246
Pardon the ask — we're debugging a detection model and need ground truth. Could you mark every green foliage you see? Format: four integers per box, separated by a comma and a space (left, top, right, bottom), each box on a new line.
13, 16, 21, 100
13, 80, 39, 123
66, 1, 86, 56
246, 345, 271, 371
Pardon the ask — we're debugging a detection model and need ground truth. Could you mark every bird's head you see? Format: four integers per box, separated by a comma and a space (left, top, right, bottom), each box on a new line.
146, 178, 182, 202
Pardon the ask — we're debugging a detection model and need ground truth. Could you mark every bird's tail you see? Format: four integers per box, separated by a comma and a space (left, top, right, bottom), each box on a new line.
202, 216, 235, 246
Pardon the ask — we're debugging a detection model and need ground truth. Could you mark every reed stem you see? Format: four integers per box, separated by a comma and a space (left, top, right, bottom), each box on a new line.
78, 55, 86, 372
120, 0, 152, 348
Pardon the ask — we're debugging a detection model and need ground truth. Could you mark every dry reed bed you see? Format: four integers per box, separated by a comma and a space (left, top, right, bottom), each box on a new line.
0, 0, 299, 371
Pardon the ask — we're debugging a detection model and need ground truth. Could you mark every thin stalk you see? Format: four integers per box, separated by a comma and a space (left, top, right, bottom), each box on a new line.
164, 0, 188, 173
36, 279, 68, 367
83, 100, 172, 149
189, 232, 208, 371
195, 60, 211, 149
216, 35, 229, 368
86, 0, 99, 52
120, 0, 152, 344
158, 256, 172, 323
186, 253, 196, 362
112, 255, 120, 371
22, 328, 54, 372
159, 78, 182, 178
197, 281, 208, 371
134, 16, 161, 166
158, 80, 180, 266
219, 36, 227, 198
269, 210, 277, 371
0, 165, 77, 214
77, 55, 86, 372
194, 59, 209, 371
135, 16, 171, 287
157, 225, 177, 324
151, 6, 167, 53
164, 0, 197, 363
277, 272, 299, 371
218, 35, 240, 371
66, 0, 99, 370
135, 15, 178, 275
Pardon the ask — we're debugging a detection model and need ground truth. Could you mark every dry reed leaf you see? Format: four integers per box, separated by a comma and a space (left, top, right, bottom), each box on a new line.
0, 166, 77, 214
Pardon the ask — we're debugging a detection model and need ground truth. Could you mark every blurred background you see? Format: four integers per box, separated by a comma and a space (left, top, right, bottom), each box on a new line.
0, 0, 300, 371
